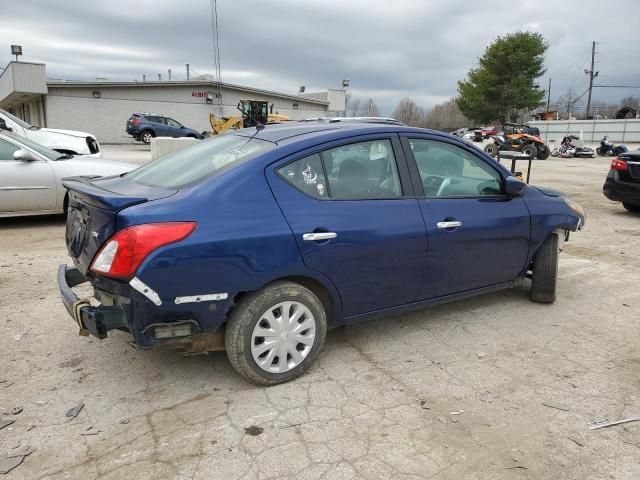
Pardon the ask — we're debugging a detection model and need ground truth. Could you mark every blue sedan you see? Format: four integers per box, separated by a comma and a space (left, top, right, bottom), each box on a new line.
58, 122, 585, 385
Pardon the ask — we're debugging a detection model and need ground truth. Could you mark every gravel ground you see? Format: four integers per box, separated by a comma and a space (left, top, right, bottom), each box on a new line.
0, 147, 639, 479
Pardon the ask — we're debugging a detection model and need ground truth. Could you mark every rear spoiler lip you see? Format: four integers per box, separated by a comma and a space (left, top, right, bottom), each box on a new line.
62, 175, 148, 211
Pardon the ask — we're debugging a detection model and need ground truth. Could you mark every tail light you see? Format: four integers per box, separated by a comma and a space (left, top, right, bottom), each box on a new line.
611, 158, 628, 171
130, 118, 141, 125
91, 222, 197, 280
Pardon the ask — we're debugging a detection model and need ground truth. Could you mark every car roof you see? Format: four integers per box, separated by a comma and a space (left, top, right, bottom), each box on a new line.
233, 122, 449, 144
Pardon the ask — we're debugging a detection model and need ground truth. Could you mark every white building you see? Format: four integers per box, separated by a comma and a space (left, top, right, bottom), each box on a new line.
0, 61, 345, 143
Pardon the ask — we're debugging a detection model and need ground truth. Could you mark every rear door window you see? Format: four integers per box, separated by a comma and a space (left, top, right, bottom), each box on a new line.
277, 139, 403, 200
323, 139, 402, 199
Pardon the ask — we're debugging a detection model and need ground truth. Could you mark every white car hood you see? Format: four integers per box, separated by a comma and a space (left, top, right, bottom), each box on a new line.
37, 128, 96, 139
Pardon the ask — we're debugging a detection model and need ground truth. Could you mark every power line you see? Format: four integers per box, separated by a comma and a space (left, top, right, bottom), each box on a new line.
209, 0, 223, 113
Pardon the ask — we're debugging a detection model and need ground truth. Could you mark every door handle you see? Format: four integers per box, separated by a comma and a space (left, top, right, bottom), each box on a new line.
437, 221, 462, 230
303, 232, 337, 241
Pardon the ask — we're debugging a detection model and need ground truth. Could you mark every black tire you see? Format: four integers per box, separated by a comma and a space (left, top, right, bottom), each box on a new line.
225, 281, 327, 386
623, 203, 640, 212
596, 147, 604, 156
484, 143, 499, 157
140, 130, 154, 144
530, 234, 559, 304
537, 145, 551, 160
522, 144, 538, 158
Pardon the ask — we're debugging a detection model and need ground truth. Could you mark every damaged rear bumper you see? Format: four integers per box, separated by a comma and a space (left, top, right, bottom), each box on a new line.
57, 265, 128, 339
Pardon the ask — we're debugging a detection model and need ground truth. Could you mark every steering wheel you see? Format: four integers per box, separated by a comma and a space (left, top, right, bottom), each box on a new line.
436, 177, 451, 197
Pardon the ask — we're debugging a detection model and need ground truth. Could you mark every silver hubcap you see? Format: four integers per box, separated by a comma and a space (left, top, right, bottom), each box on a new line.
143, 133, 151, 142
251, 301, 316, 374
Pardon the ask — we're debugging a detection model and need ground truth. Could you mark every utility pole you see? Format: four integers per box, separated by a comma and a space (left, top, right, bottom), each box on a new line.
585, 41, 599, 119
186, 64, 190, 80
546, 77, 551, 116
158, 73, 162, 81
168, 69, 171, 81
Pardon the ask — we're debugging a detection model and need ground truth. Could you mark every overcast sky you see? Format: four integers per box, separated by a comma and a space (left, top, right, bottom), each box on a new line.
1, 0, 639, 114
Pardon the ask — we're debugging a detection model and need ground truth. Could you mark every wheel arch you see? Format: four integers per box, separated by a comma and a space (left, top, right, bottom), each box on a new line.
233, 274, 341, 328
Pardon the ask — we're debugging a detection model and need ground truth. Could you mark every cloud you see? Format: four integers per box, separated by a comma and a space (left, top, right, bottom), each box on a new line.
1, 0, 638, 115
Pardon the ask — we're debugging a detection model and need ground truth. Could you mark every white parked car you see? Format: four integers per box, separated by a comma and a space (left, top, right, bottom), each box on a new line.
0, 108, 101, 157
0, 131, 136, 218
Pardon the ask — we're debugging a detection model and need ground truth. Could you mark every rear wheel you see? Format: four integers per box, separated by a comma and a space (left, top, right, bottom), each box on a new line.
596, 147, 604, 156
225, 281, 327, 385
141, 130, 154, 144
537, 145, 551, 160
530, 234, 559, 304
623, 203, 640, 212
484, 143, 499, 157
522, 144, 538, 158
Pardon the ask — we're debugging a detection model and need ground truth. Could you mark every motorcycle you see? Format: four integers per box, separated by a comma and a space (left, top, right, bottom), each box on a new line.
596, 135, 628, 156
551, 135, 594, 158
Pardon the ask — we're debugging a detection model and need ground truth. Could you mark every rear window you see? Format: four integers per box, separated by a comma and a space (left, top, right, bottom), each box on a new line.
125, 134, 274, 189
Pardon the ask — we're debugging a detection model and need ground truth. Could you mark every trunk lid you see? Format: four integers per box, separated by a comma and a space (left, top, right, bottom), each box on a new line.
63, 175, 175, 274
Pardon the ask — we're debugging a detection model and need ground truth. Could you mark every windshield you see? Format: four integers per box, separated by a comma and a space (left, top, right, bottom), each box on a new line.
1, 131, 61, 160
125, 134, 275, 189
0, 108, 33, 130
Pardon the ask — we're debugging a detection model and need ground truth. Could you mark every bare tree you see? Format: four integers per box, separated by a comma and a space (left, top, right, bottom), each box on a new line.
619, 95, 640, 109
423, 98, 469, 130
553, 88, 583, 120
344, 93, 363, 117
393, 97, 425, 127
361, 98, 380, 117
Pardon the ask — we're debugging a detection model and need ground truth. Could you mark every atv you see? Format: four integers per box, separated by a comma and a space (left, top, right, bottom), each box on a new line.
484, 123, 550, 160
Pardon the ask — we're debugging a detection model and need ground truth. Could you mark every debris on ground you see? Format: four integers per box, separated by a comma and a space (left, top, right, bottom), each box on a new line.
119, 419, 129, 425
438, 416, 447, 424
244, 425, 264, 436
450, 410, 464, 415
417, 396, 431, 409
589, 416, 640, 430
65, 401, 84, 419
567, 436, 584, 447
33, 401, 48, 406
542, 402, 570, 412
80, 426, 100, 436
477, 352, 487, 359
0, 420, 15, 431
9, 407, 22, 415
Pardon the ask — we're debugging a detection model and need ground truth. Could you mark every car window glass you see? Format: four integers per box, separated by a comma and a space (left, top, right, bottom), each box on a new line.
323, 139, 402, 199
277, 154, 327, 199
166, 118, 181, 127
0, 131, 58, 160
0, 138, 18, 160
410, 139, 502, 197
125, 134, 274, 189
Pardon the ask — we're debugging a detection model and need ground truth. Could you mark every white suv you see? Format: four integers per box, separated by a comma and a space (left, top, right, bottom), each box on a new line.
0, 108, 101, 157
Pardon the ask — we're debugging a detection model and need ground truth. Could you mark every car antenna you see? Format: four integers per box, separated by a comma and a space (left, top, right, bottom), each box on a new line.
237, 102, 265, 140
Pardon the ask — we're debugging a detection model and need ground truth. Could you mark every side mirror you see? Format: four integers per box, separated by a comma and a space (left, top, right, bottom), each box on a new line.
180, 125, 185, 129
0, 118, 11, 131
505, 176, 526, 197
13, 149, 38, 162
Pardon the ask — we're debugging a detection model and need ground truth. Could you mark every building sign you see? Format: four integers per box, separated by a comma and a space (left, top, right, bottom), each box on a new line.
192, 92, 210, 97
